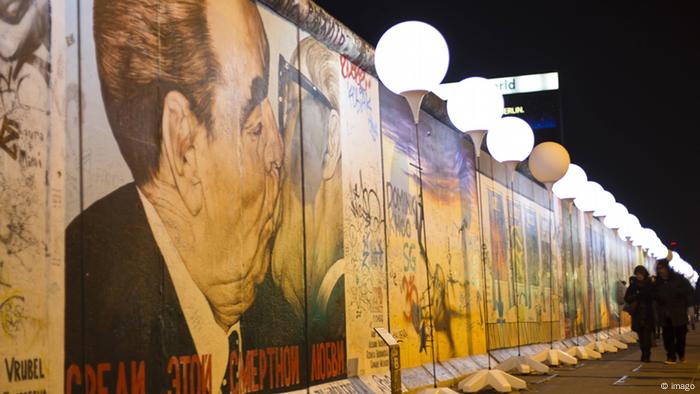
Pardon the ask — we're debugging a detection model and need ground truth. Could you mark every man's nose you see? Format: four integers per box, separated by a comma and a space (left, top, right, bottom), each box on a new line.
263, 101, 283, 173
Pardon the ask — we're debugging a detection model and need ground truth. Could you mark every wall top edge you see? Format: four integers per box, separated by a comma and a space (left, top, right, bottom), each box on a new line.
258, 0, 452, 125
258, 0, 547, 189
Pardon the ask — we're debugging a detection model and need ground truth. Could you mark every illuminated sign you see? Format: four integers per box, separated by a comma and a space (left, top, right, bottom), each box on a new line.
433, 72, 559, 100
431, 72, 562, 144
504, 106, 525, 115
490, 72, 559, 95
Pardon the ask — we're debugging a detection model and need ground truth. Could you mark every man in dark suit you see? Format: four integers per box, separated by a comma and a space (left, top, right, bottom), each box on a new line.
64, 0, 304, 392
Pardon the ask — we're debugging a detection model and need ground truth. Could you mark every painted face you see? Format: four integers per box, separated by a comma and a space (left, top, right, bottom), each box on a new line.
0, 0, 48, 60
271, 50, 341, 317
186, 0, 282, 326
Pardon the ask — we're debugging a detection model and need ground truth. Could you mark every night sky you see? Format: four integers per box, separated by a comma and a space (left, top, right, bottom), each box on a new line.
314, 0, 700, 270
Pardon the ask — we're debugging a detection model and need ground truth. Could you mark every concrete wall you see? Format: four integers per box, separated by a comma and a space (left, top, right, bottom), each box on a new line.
0, 0, 653, 392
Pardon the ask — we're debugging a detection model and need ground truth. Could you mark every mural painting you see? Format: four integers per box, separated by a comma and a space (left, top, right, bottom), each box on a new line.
0, 0, 51, 391
0, 0, 647, 392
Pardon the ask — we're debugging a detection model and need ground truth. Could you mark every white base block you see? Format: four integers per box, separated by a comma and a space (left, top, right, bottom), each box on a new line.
606, 338, 628, 350
586, 340, 618, 353
418, 388, 461, 394
532, 348, 578, 366
615, 332, 637, 344
458, 369, 527, 393
566, 345, 602, 360
496, 355, 550, 374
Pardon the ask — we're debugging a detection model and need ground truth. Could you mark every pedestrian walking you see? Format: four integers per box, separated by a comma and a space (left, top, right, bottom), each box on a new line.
654, 259, 695, 364
624, 266, 655, 362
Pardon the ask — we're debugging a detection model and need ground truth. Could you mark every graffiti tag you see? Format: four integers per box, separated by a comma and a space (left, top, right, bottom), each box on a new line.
340, 55, 372, 91
0, 116, 20, 160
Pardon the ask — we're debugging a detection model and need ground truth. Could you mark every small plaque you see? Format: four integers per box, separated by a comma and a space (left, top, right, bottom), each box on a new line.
374, 327, 399, 347
373, 328, 401, 394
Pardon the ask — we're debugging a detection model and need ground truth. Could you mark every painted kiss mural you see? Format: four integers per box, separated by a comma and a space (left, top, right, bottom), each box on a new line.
65, 0, 372, 392
67, 0, 285, 392
0, 0, 643, 393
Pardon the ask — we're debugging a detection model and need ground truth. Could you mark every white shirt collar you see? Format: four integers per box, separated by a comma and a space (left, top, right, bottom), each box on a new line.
137, 188, 238, 391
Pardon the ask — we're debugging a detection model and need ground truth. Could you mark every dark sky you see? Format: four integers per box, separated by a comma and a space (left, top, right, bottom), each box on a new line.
315, 0, 700, 269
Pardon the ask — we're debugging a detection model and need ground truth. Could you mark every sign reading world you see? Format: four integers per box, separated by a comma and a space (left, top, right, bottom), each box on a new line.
490, 72, 559, 95
434, 72, 562, 144
491, 72, 562, 145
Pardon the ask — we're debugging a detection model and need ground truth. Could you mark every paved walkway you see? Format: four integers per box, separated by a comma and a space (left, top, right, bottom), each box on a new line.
516, 328, 700, 393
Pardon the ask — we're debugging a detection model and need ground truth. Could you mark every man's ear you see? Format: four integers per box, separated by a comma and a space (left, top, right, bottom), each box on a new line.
161, 91, 203, 216
322, 109, 341, 180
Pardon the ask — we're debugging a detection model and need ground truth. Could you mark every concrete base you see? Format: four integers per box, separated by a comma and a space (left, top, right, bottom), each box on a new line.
586, 340, 618, 354
418, 388, 461, 394
611, 330, 637, 344
606, 338, 629, 350
615, 332, 637, 344
566, 345, 602, 360
458, 369, 527, 393
532, 348, 578, 366
496, 355, 550, 374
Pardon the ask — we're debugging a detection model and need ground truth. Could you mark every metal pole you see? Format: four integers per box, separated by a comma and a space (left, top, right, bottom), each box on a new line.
547, 186, 556, 349
585, 213, 598, 342
600, 220, 613, 338
473, 153, 492, 369
568, 201, 579, 346
506, 165, 522, 356
615, 240, 626, 335
413, 122, 437, 388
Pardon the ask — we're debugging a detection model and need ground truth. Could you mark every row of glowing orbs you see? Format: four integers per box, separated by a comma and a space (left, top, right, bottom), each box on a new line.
375, 22, 533, 162
550, 163, 669, 259
374, 21, 668, 262
670, 252, 698, 287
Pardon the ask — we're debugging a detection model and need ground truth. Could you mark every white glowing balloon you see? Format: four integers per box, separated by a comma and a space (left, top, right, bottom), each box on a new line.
619, 214, 641, 240
618, 230, 629, 242
552, 164, 588, 200
574, 182, 604, 212
375, 21, 450, 95
640, 228, 657, 249
447, 77, 504, 133
631, 228, 645, 246
669, 259, 679, 270
486, 117, 535, 164
603, 203, 628, 230
682, 265, 693, 276
592, 190, 616, 217
654, 243, 669, 259
652, 243, 669, 260
672, 254, 693, 276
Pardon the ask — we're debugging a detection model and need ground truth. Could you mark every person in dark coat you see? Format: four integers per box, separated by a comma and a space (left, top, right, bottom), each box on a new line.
654, 259, 695, 364
624, 266, 655, 362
